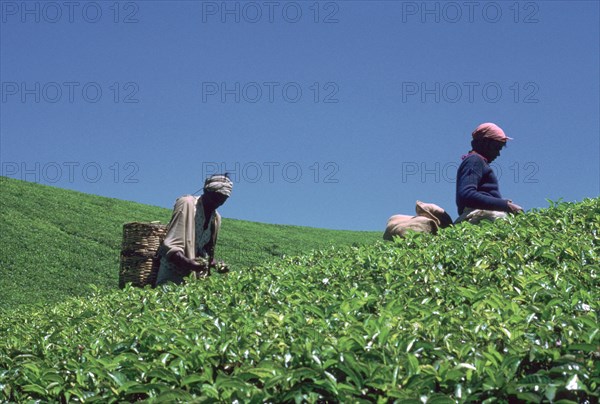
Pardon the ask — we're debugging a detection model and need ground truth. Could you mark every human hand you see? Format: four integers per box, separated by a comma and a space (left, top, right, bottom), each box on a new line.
170, 251, 206, 273
212, 260, 229, 274
194, 257, 211, 275
507, 201, 523, 214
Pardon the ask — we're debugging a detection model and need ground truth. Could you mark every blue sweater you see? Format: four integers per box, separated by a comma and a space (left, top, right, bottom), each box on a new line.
456, 153, 509, 215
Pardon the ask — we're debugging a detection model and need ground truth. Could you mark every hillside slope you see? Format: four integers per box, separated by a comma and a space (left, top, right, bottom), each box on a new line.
0, 177, 379, 310
1, 196, 598, 402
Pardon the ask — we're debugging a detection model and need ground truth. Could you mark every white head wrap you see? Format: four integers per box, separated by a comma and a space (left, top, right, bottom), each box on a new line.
203, 174, 233, 197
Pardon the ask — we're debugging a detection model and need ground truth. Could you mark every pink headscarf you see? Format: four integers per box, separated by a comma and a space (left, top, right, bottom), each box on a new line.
472, 123, 513, 143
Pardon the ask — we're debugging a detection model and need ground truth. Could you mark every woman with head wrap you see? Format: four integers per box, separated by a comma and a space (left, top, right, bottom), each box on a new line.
455, 123, 523, 224
155, 174, 233, 286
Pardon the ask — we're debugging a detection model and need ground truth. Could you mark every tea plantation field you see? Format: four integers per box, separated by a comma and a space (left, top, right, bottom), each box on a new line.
0, 177, 598, 402
0, 177, 379, 310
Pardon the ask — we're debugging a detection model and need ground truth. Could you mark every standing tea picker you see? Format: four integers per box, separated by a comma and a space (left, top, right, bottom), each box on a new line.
455, 123, 523, 224
155, 174, 233, 286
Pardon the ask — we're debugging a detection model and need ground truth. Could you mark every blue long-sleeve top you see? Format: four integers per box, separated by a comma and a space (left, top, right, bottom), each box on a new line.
456, 153, 509, 215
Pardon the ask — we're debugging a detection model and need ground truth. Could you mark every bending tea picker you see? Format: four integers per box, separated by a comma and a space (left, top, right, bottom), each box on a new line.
155, 174, 233, 286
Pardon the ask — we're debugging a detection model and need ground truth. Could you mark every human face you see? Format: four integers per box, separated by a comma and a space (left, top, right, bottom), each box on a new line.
203, 192, 229, 211
484, 140, 506, 162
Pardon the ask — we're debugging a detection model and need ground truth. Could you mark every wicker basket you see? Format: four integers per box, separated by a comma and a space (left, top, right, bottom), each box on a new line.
119, 222, 167, 288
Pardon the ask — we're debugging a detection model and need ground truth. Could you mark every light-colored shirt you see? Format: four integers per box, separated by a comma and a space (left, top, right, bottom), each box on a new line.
155, 195, 221, 285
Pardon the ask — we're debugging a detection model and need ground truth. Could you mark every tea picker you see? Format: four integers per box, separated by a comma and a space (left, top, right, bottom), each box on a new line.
154, 174, 233, 286
455, 123, 523, 224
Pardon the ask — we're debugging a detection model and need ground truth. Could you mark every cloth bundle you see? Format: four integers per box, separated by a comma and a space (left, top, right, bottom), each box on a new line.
454, 207, 508, 225
383, 201, 453, 241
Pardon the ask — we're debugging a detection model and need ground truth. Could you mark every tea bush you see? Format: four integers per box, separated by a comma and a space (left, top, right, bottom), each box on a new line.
0, 177, 378, 310
1, 196, 598, 402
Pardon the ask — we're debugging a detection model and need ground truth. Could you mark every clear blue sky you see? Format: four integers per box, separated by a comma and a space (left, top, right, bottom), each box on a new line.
1, 0, 598, 230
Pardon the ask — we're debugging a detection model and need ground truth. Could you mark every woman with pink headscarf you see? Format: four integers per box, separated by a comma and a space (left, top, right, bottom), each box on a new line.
455, 123, 523, 224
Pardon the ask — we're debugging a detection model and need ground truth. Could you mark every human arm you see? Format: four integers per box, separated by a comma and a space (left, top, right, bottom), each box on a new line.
456, 156, 510, 212
170, 251, 208, 275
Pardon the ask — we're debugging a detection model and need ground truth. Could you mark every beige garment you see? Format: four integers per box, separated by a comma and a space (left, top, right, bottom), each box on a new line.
415, 200, 453, 229
156, 195, 221, 285
454, 207, 507, 225
383, 214, 437, 241
383, 200, 453, 241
